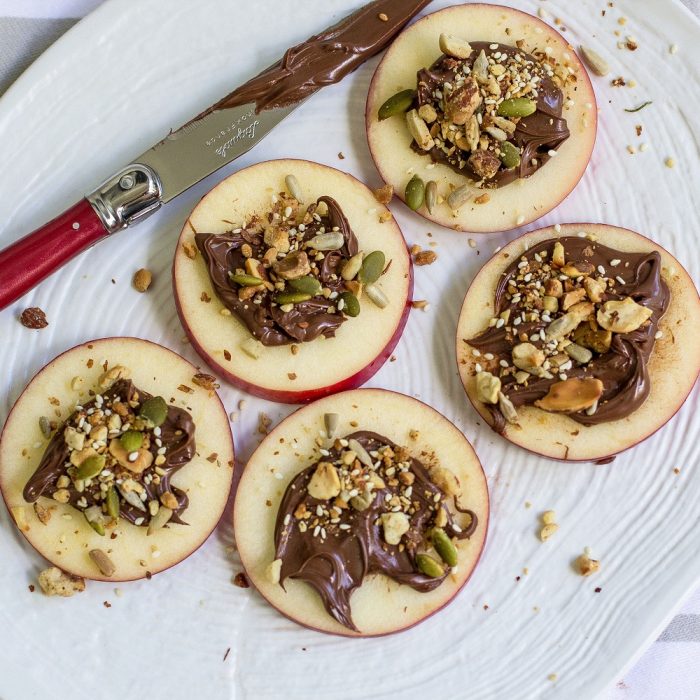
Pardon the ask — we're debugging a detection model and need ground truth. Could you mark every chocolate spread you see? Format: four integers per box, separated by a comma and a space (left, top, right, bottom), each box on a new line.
468, 237, 670, 431
414, 42, 569, 187
196, 196, 359, 346
274, 431, 477, 631
24, 379, 195, 526
198, 0, 432, 116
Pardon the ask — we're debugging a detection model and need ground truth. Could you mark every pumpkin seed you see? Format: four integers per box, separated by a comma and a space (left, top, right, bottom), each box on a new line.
105, 486, 120, 520
447, 184, 472, 211
364, 283, 389, 309
378, 89, 415, 120
339, 292, 360, 317
140, 396, 168, 427
358, 251, 386, 285
119, 430, 143, 453
147, 506, 173, 536
341, 251, 364, 281
416, 553, 445, 578
274, 291, 312, 305
497, 98, 537, 118
306, 232, 344, 251
425, 181, 438, 213
289, 275, 322, 296
39, 416, 51, 439
89, 549, 116, 577
579, 45, 610, 77
76, 454, 106, 481
499, 141, 521, 169
432, 528, 458, 567
84, 506, 105, 536
284, 174, 304, 203
405, 174, 425, 211
229, 273, 264, 287
347, 438, 373, 468
324, 413, 340, 439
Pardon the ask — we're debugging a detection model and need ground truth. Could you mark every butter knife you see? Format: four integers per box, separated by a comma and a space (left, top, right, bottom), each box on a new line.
0, 0, 431, 310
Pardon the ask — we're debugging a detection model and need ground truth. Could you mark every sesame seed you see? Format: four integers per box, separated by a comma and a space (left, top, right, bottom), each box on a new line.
274, 472, 284, 480
610, 259, 621, 266
475, 363, 483, 373
548, 150, 558, 157
499, 360, 509, 368
616, 275, 626, 285
627, 145, 636, 154
128, 451, 138, 462
559, 373, 568, 381
313, 525, 321, 537
655, 330, 664, 340
484, 353, 495, 360
597, 265, 606, 275
496, 318, 505, 328
516, 214, 526, 225
669, 44, 678, 54
283, 514, 291, 525
472, 348, 481, 357
489, 43, 498, 49
554, 224, 561, 233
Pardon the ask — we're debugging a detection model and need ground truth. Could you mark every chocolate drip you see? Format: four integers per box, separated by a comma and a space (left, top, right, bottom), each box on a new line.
468, 237, 670, 429
415, 42, 569, 187
24, 379, 195, 526
196, 196, 359, 346
274, 431, 476, 631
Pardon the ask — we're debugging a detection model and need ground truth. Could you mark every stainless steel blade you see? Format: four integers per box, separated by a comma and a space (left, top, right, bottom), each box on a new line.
136, 101, 297, 202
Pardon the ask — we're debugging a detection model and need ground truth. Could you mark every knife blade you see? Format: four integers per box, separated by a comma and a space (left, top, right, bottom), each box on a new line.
0, 0, 431, 310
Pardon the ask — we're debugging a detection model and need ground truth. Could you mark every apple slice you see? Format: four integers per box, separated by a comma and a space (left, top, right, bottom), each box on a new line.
0, 337, 234, 582
456, 224, 700, 462
235, 388, 489, 637
366, 4, 597, 233
173, 159, 412, 404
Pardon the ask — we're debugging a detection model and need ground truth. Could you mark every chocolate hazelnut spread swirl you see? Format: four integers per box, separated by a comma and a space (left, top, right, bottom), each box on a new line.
274, 431, 477, 631
197, 0, 432, 116
467, 237, 670, 432
415, 42, 569, 187
24, 379, 195, 528
196, 195, 361, 346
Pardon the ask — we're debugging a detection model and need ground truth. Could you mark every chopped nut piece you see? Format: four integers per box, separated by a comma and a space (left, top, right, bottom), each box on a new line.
445, 78, 482, 125
132, 268, 152, 293
192, 373, 219, 391
160, 492, 179, 510
561, 262, 594, 278
108, 439, 153, 474
263, 225, 290, 253
272, 251, 311, 280
544, 278, 563, 298
597, 297, 653, 333
439, 33, 473, 60
535, 377, 604, 412
468, 150, 500, 179
414, 250, 437, 266
373, 184, 394, 204
33, 502, 52, 525
380, 512, 410, 545
307, 462, 341, 500
583, 277, 606, 303
418, 104, 438, 123
573, 326, 612, 354
430, 466, 460, 496
37, 567, 86, 597
539, 523, 559, 542
64, 426, 85, 451
577, 553, 600, 576
20, 307, 48, 329
545, 302, 594, 340
512, 343, 545, 370
552, 241, 566, 267
475, 371, 501, 404
182, 241, 198, 259
98, 365, 130, 389
405, 109, 434, 150
561, 288, 587, 311
266, 559, 283, 585
542, 510, 556, 525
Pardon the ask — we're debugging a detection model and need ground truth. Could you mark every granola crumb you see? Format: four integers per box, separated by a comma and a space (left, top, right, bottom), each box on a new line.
373, 184, 394, 204
410, 243, 422, 256
337, 151, 345, 160
548, 674, 558, 682
414, 250, 438, 266
37, 567, 85, 597
258, 412, 272, 435
669, 43, 678, 55
182, 241, 198, 259
665, 157, 676, 168
20, 307, 48, 329
238, 399, 247, 411
233, 572, 250, 588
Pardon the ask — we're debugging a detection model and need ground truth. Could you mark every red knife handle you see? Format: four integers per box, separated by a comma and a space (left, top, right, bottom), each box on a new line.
0, 199, 108, 310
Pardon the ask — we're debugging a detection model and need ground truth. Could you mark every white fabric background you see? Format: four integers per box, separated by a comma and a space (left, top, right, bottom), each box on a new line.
0, 1, 697, 698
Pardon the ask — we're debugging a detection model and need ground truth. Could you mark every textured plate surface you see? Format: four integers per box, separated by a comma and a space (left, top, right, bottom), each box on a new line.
0, 1, 698, 698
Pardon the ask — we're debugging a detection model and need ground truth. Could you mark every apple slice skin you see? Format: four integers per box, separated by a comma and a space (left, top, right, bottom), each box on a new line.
234, 388, 489, 637
0, 337, 235, 582
173, 159, 413, 404
456, 224, 700, 462
365, 4, 598, 233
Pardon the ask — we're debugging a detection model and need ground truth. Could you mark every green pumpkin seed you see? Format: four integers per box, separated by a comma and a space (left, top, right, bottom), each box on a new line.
140, 396, 168, 427
147, 506, 173, 536
405, 174, 425, 211
274, 291, 312, 305
357, 251, 386, 285
416, 553, 445, 578
425, 180, 437, 214
84, 506, 105, 536
119, 430, 143, 453
338, 292, 360, 317
289, 275, 322, 296
432, 527, 458, 567
341, 251, 364, 281
499, 141, 521, 169
105, 486, 120, 520
378, 89, 415, 120
497, 98, 537, 118
88, 520, 105, 536
229, 273, 264, 287
76, 454, 106, 481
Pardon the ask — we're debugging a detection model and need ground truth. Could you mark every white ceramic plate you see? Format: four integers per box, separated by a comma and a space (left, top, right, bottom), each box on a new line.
0, 1, 698, 698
